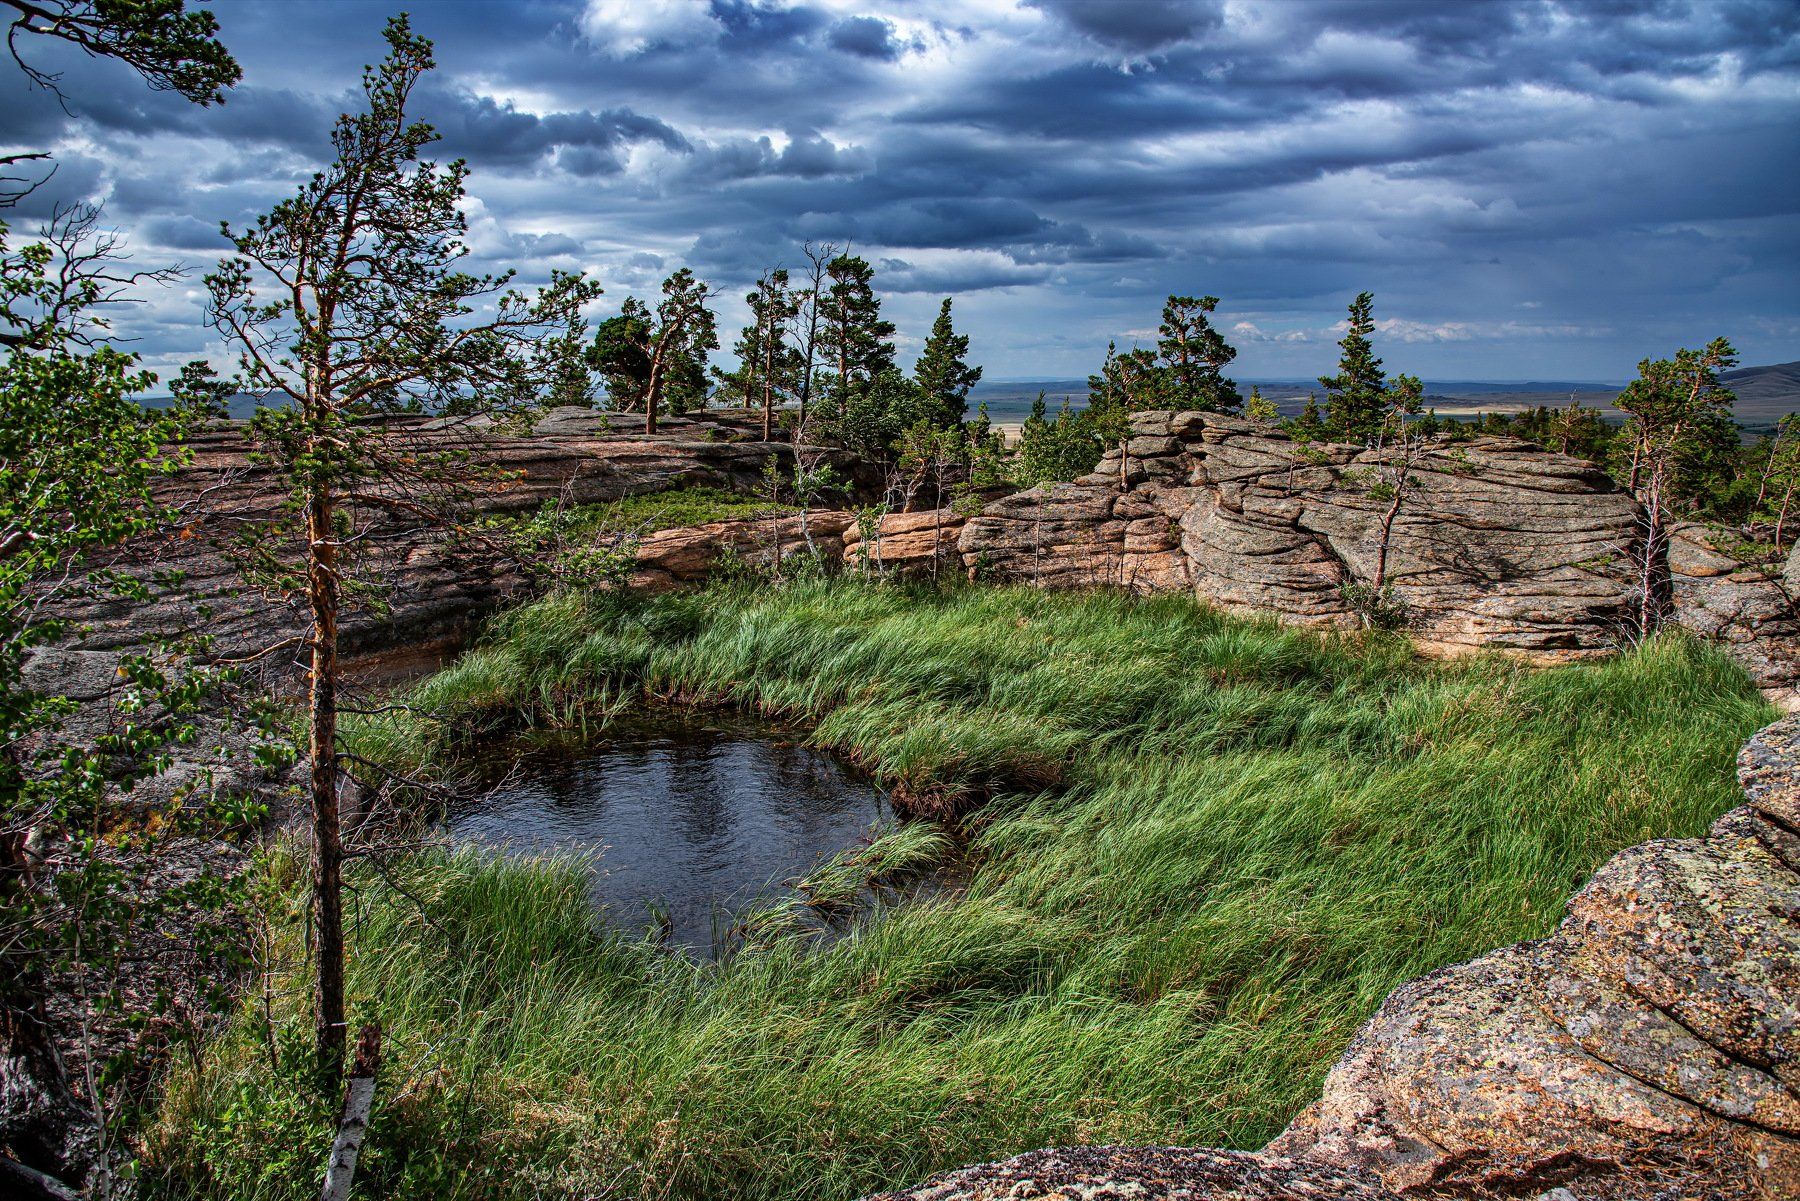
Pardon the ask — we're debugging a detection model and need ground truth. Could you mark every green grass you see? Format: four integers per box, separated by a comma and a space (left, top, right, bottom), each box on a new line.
145, 580, 1775, 1200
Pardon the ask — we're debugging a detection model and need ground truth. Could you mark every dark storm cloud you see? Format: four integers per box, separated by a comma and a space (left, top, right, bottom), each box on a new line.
828, 16, 904, 60
1025, 0, 1222, 54
425, 85, 689, 171
0, 0, 1794, 381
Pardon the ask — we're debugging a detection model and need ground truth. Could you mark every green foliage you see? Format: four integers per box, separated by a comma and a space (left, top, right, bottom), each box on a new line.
1012, 391, 1109, 486
4, 0, 241, 109
1153, 294, 1240, 412
149, 581, 1773, 1201
1319, 291, 1388, 441
912, 298, 983, 427
586, 304, 652, 408
817, 253, 896, 413
1244, 386, 1277, 423
1083, 295, 1241, 418
0, 211, 265, 1183
718, 269, 803, 431
588, 268, 719, 416
1751, 413, 1799, 548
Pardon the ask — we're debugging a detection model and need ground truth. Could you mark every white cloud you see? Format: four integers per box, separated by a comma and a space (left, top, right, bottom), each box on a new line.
579, 0, 722, 57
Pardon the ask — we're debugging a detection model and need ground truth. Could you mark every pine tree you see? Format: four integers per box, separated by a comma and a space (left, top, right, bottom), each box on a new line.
724, 269, 800, 440
816, 253, 894, 413
1321, 292, 1388, 441
912, 297, 982, 428
1612, 338, 1740, 633
206, 15, 599, 1076
587, 269, 717, 431
1156, 294, 1240, 412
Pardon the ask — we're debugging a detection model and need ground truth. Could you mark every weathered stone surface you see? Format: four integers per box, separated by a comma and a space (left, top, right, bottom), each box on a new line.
632, 511, 854, 589
864, 1147, 1401, 1201
1669, 524, 1800, 710
957, 482, 1189, 593
841, 510, 968, 578
47, 407, 863, 672
959, 411, 1799, 701
872, 716, 1800, 1201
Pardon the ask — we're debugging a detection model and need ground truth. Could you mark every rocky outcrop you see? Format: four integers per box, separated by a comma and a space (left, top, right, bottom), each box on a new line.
870, 715, 1800, 1201
842, 510, 969, 579
959, 411, 1800, 702
45, 406, 864, 674
632, 511, 855, 590
1670, 524, 1800, 710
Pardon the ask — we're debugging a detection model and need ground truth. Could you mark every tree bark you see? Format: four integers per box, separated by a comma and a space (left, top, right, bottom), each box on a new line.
318, 1023, 381, 1201
305, 483, 346, 1081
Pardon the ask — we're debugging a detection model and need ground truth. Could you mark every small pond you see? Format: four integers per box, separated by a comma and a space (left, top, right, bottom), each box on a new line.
446, 717, 891, 954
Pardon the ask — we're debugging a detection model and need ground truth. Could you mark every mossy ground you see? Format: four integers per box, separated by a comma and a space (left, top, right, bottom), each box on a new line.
143, 579, 1774, 1200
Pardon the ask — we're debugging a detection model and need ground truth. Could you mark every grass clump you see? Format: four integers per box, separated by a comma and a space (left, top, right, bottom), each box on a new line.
561, 485, 796, 540
146, 580, 1775, 1201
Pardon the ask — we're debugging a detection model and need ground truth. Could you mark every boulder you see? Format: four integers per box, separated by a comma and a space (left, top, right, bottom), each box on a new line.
1668, 524, 1800, 710
871, 716, 1800, 1201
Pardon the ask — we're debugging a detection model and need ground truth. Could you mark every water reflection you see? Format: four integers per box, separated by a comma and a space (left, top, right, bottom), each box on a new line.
448, 719, 890, 953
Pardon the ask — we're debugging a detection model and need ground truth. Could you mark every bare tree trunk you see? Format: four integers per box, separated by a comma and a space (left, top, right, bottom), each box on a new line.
1638, 474, 1664, 639
645, 344, 665, 435
318, 1024, 381, 1201
760, 334, 775, 442
305, 484, 346, 1081
1775, 479, 1794, 550
1373, 487, 1405, 592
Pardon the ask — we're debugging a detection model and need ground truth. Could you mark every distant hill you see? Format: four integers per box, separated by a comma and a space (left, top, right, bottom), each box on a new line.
1722, 360, 1800, 425
973, 364, 1799, 432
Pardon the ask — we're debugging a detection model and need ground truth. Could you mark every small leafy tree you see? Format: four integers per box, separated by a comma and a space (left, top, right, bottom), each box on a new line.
1611, 338, 1739, 634
1244, 386, 1278, 423
1342, 373, 1425, 622
1013, 392, 1115, 487
205, 14, 600, 1078
912, 297, 981, 428
0, 210, 256, 1196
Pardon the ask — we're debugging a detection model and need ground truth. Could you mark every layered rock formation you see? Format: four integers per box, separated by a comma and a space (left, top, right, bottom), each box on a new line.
45, 406, 862, 672
959, 411, 1800, 706
632, 511, 855, 590
841, 510, 969, 579
870, 714, 1800, 1201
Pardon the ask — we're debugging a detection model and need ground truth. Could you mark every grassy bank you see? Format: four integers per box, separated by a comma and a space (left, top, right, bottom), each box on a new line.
145, 581, 1775, 1200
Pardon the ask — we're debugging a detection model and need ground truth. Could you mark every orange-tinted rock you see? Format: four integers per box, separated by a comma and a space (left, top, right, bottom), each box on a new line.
959, 411, 1799, 704
841, 510, 967, 578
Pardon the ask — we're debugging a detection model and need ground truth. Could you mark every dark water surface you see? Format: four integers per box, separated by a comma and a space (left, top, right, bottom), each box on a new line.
447, 718, 890, 953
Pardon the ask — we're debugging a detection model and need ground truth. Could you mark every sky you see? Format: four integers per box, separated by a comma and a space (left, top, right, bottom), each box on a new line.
2, 0, 1797, 386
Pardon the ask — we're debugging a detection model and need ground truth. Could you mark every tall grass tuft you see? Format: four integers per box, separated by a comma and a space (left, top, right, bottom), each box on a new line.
144, 580, 1775, 1200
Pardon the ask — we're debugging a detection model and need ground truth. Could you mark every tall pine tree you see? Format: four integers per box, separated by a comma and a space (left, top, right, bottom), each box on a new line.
817, 253, 894, 413
724, 269, 801, 440
912, 297, 981, 428
1321, 291, 1388, 441
1156, 294, 1240, 412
